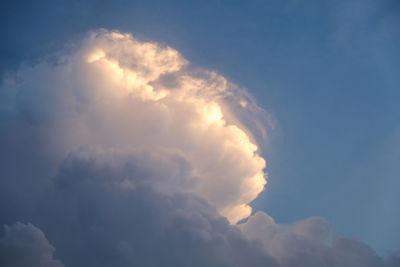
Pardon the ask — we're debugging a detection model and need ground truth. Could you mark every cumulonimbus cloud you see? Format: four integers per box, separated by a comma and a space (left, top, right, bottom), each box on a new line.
3, 29, 267, 224
0, 29, 398, 267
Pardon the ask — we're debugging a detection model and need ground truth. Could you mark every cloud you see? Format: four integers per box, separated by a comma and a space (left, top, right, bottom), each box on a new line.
29, 152, 278, 267
0, 29, 398, 267
1, 29, 266, 224
241, 211, 399, 267
0, 29, 272, 266
0, 222, 64, 267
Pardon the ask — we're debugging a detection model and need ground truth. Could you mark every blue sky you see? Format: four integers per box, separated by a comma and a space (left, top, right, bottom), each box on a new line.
1, 0, 399, 258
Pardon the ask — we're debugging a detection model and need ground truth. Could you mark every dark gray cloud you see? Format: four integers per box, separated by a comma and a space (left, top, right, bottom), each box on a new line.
33, 151, 278, 267
0, 222, 64, 267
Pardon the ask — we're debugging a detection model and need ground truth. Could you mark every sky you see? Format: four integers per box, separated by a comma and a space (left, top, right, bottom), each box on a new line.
0, 0, 400, 266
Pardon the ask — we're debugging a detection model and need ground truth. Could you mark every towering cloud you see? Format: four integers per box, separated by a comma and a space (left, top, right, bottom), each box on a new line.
2, 30, 266, 224
0, 30, 398, 267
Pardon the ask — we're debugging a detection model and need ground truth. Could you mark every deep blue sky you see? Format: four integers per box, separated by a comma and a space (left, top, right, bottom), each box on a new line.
1, 0, 399, 255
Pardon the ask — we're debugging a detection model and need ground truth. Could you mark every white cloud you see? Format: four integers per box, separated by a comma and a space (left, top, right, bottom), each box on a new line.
2, 29, 267, 224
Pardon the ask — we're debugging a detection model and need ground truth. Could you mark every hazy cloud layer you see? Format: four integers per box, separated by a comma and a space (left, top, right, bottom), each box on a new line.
0, 30, 398, 267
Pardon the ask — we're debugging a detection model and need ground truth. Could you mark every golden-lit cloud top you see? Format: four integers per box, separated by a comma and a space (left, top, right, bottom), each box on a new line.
80, 30, 267, 223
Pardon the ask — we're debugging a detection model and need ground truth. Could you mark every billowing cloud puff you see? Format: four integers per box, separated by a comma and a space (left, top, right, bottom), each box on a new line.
0, 222, 63, 267
241, 211, 400, 267
0, 29, 399, 267
30, 153, 278, 267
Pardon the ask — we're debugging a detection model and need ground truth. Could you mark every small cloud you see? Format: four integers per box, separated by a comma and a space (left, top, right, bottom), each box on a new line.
0, 222, 64, 267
